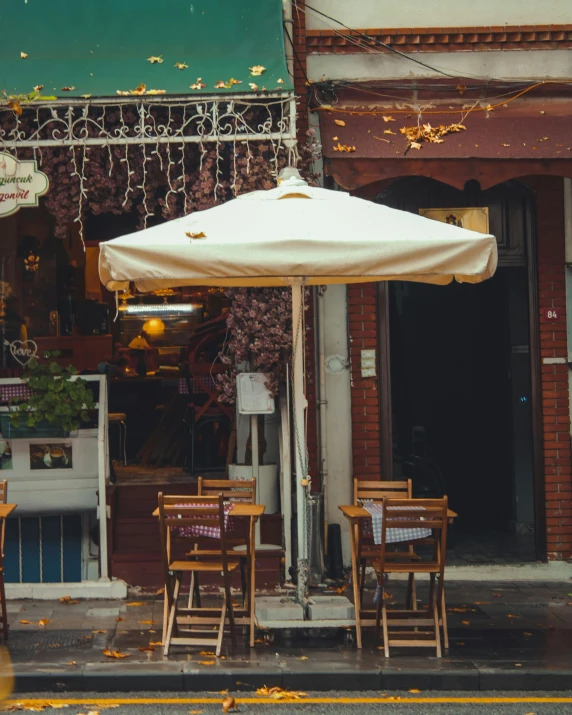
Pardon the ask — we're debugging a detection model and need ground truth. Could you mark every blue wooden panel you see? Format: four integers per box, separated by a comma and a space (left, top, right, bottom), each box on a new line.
21, 518, 41, 583
62, 515, 82, 583
41, 516, 62, 583
4, 518, 20, 583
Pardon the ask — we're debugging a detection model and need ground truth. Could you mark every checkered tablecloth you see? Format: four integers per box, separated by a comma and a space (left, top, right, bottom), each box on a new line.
175, 502, 235, 539
178, 376, 217, 395
362, 503, 432, 545
0, 384, 33, 403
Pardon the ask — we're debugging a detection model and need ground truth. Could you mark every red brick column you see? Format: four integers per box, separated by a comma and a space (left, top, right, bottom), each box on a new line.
291, 1, 308, 140
348, 283, 381, 479
528, 176, 572, 560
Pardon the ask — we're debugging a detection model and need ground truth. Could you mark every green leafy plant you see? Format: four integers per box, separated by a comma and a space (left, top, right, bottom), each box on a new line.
8, 351, 95, 432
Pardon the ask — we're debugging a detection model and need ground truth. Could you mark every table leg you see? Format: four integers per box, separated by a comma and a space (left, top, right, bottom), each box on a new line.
249, 516, 256, 647
350, 519, 362, 649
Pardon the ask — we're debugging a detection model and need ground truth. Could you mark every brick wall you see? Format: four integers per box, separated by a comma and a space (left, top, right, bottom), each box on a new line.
292, 2, 308, 139
526, 176, 572, 560
348, 283, 381, 479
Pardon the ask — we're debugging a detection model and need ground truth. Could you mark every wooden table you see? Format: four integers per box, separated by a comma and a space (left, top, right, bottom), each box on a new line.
152, 502, 265, 647
339, 504, 457, 649
0, 505, 16, 520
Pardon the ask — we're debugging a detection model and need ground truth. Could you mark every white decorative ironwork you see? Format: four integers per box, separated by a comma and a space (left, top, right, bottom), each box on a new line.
0, 94, 296, 148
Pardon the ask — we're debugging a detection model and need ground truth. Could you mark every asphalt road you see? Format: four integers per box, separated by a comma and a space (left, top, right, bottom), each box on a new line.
6, 692, 572, 715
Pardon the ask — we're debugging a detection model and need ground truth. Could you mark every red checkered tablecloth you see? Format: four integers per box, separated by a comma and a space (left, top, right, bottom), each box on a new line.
178, 376, 217, 395
0, 384, 33, 403
360, 503, 431, 544
175, 502, 236, 539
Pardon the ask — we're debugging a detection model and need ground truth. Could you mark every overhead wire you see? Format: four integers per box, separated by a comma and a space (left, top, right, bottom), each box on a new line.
312, 80, 572, 117
294, 0, 459, 78
295, 0, 572, 83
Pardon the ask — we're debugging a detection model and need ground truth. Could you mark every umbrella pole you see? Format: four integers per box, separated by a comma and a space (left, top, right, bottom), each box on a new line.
291, 280, 309, 605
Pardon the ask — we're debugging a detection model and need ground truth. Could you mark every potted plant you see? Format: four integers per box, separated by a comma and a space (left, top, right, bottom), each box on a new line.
3, 351, 95, 438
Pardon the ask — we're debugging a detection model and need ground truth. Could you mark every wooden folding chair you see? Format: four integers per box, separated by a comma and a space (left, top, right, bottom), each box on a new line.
0, 481, 7, 640
373, 497, 448, 657
194, 478, 256, 607
353, 479, 419, 608
159, 493, 238, 657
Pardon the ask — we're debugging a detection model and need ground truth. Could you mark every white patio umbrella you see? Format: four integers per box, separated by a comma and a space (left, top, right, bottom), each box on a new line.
99, 173, 497, 603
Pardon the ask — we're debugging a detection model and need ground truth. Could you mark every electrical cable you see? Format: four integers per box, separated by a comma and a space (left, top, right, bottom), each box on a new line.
296, 0, 572, 83
295, 0, 462, 79
312, 80, 572, 117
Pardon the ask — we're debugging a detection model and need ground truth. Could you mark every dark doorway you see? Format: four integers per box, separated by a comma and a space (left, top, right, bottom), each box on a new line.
377, 177, 539, 564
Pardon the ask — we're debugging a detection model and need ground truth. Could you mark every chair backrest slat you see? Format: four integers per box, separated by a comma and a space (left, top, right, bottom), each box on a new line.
199, 477, 256, 504
354, 478, 412, 504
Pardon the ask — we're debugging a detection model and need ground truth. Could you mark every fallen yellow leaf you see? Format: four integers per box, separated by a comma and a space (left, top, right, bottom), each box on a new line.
256, 686, 306, 700
249, 65, 266, 77
174, 62, 189, 70
198, 660, 215, 666
138, 645, 155, 652
7, 100, 23, 115
297, 656, 308, 661
139, 620, 155, 625
334, 119, 346, 127
102, 648, 130, 659
115, 617, 125, 622
461, 620, 470, 625
60, 86, 75, 91
60, 596, 79, 605
199, 651, 215, 656
20, 51, 28, 59
221, 696, 236, 713
186, 231, 207, 239
147, 55, 164, 64
408, 688, 421, 693
382, 115, 395, 122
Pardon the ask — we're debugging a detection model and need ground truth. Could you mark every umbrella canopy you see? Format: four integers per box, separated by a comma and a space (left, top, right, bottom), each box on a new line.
99, 179, 497, 293
99, 175, 497, 606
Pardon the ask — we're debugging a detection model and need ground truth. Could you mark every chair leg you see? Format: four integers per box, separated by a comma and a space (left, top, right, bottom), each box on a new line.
381, 598, 390, 658
411, 575, 417, 612
359, 561, 366, 605
374, 575, 382, 642
440, 583, 449, 652
163, 574, 180, 656
239, 557, 247, 607
122, 421, 127, 466
222, 573, 236, 651
215, 594, 227, 657
430, 574, 441, 658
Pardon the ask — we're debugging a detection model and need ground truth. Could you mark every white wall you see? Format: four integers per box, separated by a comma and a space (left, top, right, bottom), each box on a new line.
305, 0, 572, 30
322, 285, 353, 565
308, 49, 572, 82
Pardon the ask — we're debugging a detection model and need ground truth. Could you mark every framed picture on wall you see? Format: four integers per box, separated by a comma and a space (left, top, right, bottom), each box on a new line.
29, 443, 72, 470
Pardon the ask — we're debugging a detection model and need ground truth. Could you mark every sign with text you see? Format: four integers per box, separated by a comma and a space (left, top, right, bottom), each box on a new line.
0, 152, 49, 218
419, 206, 489, 234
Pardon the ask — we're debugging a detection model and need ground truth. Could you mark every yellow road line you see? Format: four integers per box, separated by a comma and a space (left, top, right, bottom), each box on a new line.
5, 696, 572, 706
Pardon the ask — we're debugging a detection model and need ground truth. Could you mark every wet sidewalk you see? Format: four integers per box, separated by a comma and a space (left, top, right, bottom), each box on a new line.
5, 580, 572, 693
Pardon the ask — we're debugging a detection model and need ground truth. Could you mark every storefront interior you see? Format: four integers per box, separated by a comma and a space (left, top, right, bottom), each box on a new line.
380, 177, 538, 564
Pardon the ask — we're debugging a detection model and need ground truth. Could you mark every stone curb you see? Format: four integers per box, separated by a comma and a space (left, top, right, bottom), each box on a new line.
12, 666, 572, 693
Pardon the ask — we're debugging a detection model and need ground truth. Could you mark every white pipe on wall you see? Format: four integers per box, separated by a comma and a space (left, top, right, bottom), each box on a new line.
317, 287, 328, 545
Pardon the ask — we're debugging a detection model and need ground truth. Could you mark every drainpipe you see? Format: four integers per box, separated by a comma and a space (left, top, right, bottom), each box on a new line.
564, 178, 572, 431
317, 286, 328, 549
283, 0, 294, 84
